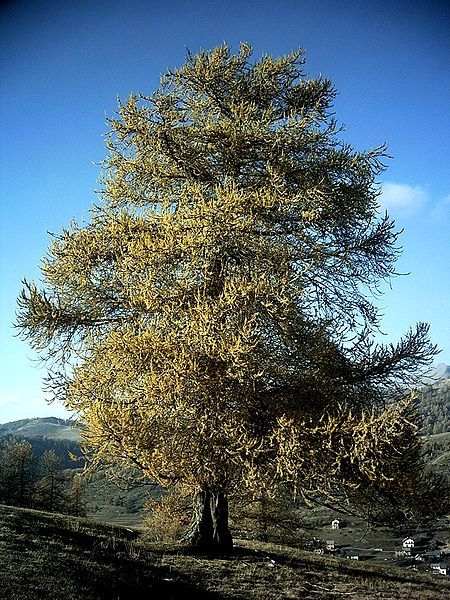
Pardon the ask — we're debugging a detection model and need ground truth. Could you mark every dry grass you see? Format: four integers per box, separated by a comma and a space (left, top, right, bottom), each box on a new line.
0, 504, 449, 599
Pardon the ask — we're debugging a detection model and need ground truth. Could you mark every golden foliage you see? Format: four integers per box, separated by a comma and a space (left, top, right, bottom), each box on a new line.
143, 485, 192, 543
17, 44, 442, 522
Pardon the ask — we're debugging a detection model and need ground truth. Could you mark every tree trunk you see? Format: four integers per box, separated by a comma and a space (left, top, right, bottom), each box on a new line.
182, 489, 233, 551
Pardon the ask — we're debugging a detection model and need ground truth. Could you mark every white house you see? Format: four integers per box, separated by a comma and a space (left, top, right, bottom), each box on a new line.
326, 540, 335, 551
431, 563, 448, 576
402, 537, 415, 549
331, 519, 341, 530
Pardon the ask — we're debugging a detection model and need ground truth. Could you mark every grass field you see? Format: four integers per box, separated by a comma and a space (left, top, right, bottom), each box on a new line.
1, 504, 449, 599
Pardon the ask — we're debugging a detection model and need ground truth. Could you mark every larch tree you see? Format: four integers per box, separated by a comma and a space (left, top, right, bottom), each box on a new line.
17, 44, 446, 550
68, 472, 87, 517
34, 450, 67, 513
0, 439, 34, 507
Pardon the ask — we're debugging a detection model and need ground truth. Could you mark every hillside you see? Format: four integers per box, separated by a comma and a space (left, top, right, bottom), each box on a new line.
0, 505, 449, 600
415, 373, 450, 476
84, 470, 162, 526
0, 417, 80, 442
417, 377, 450, 436
0, 416, 83, 469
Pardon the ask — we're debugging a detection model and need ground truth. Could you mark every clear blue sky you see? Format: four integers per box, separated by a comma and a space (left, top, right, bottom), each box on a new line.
1, 0, 449, 422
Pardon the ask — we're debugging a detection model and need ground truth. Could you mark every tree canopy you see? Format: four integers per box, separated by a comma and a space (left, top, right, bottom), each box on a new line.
17, 44, 445, 548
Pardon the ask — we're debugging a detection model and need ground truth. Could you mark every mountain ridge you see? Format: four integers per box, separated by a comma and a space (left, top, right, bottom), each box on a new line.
0, 416, 80, 442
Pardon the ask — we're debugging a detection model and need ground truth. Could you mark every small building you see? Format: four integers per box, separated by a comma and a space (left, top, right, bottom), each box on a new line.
431, 563, 448, 576
326, 540, 335, 551
331, 519, 341, 530
402, 537, 415, 549
345, 550, 359, 561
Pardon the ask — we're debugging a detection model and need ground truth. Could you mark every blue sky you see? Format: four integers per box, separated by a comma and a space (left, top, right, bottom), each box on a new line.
1, 0, 449, 422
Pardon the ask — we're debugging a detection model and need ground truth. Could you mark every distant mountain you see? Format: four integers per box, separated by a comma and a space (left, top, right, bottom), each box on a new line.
0, 417, 80, 442
421, 363, 450, 384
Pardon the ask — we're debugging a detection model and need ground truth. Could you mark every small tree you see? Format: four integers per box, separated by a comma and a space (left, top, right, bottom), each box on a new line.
143, 484, 192, 543
67, 472, 87, 516
17, 44, 445, 550
0, 439, 35, 507
35, 450, 67, 513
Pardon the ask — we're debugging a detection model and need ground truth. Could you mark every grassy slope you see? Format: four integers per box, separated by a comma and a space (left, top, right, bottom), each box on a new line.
0, 418, 80, 442
83, 471, 162, 527
0, 505, 449, 600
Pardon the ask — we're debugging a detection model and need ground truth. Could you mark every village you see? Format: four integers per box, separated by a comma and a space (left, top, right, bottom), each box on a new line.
313, 517, 450, 577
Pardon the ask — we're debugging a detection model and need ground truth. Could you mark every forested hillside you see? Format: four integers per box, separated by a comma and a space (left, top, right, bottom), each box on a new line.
416, 377, 450, 436
415, 375, 450, 476
0, 417, 82, 469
